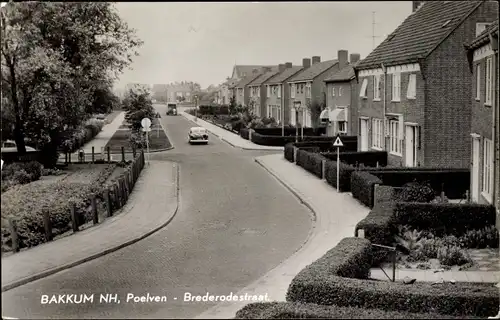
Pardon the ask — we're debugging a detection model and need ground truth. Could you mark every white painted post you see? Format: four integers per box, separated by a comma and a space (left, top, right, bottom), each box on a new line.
336, 147, 340, 192
358, 229, 365, 238
294, 147, 298, 163
322, 159, 326, 180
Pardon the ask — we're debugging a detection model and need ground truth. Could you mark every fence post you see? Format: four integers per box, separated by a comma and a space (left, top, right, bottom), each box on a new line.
466, 190, 470, 203
104, 188, 112, 217
293, 147, 298, 163
70, 203, 79, 232
91, 195, 98, 225
107, 147, 111, 163
65, 152, 68, 164
121, 147, 125, 163
141, 150, 145, 168
321, 159, 326, 180
43, 209, 53, 242
376, 161, 379, 168
68, 152, 72, 164
8, 218, 20, 253
441, 191, 445, 202
373, 183, 379, 206
116, 182, 123, 208
92, 147, 95, 163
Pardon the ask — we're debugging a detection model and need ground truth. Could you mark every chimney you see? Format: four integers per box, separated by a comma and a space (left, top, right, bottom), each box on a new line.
302, 58, 311, 68
349, 53, 361, 64
338, 50, 348, 69
285, 62, 293, 68
278, 64, 286, 72
312, 56, 321, 64
412, 1, 424, 12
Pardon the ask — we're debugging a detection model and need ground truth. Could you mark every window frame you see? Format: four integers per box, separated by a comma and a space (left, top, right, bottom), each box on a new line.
406, 74, 416, 99
371, 118, 383, 150
373, 75, 380, 100
475, 64, 481, 101
482, 138, 493, 201
485, 57, 493, 106
360, 78, 368, 98
291, 84, 295, 98
389, 120, 401, 155
392, 73, 401, 102
338, 121, 347, 133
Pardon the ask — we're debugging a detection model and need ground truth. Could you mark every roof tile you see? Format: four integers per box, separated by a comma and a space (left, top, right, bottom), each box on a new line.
468, 19, 498, 50
248, 71, 280, 86
287, 60, 338, 82
235, 73, 263, 88
265, 67, 304, 85
324, 61, 359, 82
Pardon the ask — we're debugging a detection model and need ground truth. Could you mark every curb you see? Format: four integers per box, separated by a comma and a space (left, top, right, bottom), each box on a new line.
1, 163, 181, 292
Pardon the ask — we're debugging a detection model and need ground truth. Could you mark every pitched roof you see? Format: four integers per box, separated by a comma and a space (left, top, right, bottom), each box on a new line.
324, 61, 359, 83
234, 65, 277, 77
247, 71, 280, 86
355, 1, 484, 70
265, 66, 304, 85
287, 60, 338, 82
235, 73, 263, 88
468, 19, 499, 50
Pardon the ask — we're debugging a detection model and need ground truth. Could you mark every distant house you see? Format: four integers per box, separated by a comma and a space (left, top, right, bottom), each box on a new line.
265, 64, 303, 126
247, 68, 280, 118
234, 70, 265, 107
353, 0, 498, 168
465, 20, 498, 207
322, 54, 361, 136
230, 65, 276, 80
219, 78, 239, 105
286, 52, 347, 128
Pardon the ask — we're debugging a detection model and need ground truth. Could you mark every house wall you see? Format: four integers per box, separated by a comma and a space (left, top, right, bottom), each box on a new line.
288, 81, 308, 125
325, 81, 353, 135
260, 84, 267, 116
266, 84, 281, 119
236, 88, 244, 106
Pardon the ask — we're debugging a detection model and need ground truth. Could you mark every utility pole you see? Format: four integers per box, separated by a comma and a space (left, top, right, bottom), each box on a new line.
369, 11, 382, 50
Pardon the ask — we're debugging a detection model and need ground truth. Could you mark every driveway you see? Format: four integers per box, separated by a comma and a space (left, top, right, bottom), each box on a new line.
1, 104, 312, 319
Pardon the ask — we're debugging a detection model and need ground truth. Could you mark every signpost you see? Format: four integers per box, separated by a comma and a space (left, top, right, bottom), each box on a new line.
141, 117, 152, 165
333, 134, 344, 192
293, 101, 303, 142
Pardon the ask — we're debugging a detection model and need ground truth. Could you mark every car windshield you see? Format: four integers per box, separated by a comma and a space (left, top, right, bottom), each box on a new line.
191, 128, 206, 134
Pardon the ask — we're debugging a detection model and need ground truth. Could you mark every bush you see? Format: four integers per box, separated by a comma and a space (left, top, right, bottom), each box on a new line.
355, 202, 397, 246
393, 202, 496, 237
286, 237, 499, 317
459, 226, 499, 248
324, 160, 355, 192
235, 302, 476, 319
322, 151, 387, 167
240, 128, 250, 140
21, 161, 43, 181
437, 245, 471, 266
397, 181, 436, 202
284, 143, 295, 162
351, 171, 383, 207
296, 150, 325, 179
61, 120, 104, 153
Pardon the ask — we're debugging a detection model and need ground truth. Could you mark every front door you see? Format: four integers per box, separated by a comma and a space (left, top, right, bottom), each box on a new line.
360, 119, 368, 151
405, 125, 418, 167
471, 137, 480, 202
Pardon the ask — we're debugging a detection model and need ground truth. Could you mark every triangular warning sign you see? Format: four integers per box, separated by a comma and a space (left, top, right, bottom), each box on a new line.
333, 135, 344, 147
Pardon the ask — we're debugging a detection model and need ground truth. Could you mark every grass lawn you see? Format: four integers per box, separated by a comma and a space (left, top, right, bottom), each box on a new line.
105, 121, 171, 153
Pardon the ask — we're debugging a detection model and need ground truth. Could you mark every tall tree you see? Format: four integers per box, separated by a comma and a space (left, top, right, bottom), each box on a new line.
1, 2, 142, 166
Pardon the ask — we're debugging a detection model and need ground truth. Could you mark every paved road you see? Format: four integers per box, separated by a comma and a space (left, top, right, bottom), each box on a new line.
1, 104, 312, 319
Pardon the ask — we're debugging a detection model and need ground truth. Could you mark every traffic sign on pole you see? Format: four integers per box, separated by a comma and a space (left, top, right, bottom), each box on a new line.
333, 135, 343, 192
333, 135, 344, 147
141, 118, 152, 130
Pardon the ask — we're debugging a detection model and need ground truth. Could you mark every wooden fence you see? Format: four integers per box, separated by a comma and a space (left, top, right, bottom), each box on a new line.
62, 146, 138, 165
7, 150, 146, 253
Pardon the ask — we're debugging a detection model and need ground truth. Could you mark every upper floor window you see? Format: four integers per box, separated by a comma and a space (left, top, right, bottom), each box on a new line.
476, 23, 491, 37
339, 87, 343, 96
296, 84, 300, 94
485, 57, 493, 106
475, 64, 480, 101
300, 84, 304, 94
332, 87, 336, 96
305, 83, 311, 98
291, 84, 296, 98
392, 73, 401, 102
277, 85, 281, 98
407, 74, 416, 99
373, 75, 380, 100
267, 85, 271, 97
360, 78, 368, 98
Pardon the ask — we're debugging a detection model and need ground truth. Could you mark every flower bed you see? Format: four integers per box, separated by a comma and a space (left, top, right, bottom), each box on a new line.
1, 161, 44, 193
104, 126, 171, 152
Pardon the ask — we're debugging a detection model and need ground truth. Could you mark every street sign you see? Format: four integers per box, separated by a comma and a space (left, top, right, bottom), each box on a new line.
333, 135, 344, 147
141, 127, 152, 132
141, 118, 152, 130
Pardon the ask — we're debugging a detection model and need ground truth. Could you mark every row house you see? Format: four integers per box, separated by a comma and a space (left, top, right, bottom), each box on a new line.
265, 65, 303, 125
230, 65, 275, 80
219, 78, 239, 105
247, 68, 280, 117
220, 65, 275, 105
353, 0, 498, 168
233, 70, 267, 107
322, 53, 361, 136
465, 20, 498, 210
287, 54, 343, 128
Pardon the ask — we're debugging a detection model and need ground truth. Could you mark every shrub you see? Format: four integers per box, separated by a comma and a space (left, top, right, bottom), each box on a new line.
397, 181, 436, 202
459, 226, 499, 249
351, 171, 383, 208
11, 170, 32, 184
324, 160, 355, 192
240, 128, 250, 140
284, 143, 295, 162
235, 302, 476, 319
437, 245, 471, 266
286, 237, 499, 317
393, 202, 496, 237
322, 151, 388, 167
21, 161, 43, 181
296, 150, 325, 178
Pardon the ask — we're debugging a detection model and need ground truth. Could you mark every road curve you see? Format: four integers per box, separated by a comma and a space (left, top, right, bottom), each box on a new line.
1, 104, 312, 319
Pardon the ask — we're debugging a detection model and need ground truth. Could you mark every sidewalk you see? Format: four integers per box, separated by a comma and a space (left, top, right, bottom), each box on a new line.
180, 112, 283, 151
1, 161, 180, 292
195, 153, 370, 319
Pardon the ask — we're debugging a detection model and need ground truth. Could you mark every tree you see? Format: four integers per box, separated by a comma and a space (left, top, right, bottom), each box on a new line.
123, 88, 155, 132
307, 99, 325, 129
1, 2, 142, 166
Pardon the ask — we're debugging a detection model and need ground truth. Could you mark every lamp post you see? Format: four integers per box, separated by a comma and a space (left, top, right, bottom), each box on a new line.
293, 100, 303, 142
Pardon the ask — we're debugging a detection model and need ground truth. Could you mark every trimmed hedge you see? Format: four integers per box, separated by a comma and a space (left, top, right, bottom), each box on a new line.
351, 171, 383, 208
355, 202, 396, 246
296, 150, 325, 179
286, 237, 499, 317
324, 160, 355, 192
61, 119, 105, 153
240, 128, 250, 140
254, 127, 316, 136
235, 302, 477, 319
394, 202, 496, 236
293, 138, 358, 152
197, 105, 229, 115
284, 143, 295, 162
322, 151, 388, 167
251, 133, 357, 147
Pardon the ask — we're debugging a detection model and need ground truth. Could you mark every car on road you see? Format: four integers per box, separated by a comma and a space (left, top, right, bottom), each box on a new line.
166, 103, 178, 116
1, 140, 37, 153
188, 127, 209, 144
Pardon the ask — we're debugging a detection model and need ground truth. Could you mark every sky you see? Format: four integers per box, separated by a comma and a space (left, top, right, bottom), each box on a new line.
114, 1, 413, 90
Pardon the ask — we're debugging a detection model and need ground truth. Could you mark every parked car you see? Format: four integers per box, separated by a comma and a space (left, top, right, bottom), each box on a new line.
188, 127, 209, 144
166, 103, 178, 115
1, 140, 37, 152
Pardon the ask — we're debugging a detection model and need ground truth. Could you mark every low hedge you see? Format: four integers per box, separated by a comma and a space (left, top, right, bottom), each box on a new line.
394, 202, 496, 236
197, 105, 229, 115
240, 128, 250, 140
293, 138, 358, 152
286, 237, 499, 317
324, 160, 355, 192
235, 302, 477, 319
322, 151, 388, 167
296, 150, 325, 179
254, 127, 316, 136
355, 202, 397, 246
284, 143, 295, 162
351, 171, 383, 208
251, 133, 352, 147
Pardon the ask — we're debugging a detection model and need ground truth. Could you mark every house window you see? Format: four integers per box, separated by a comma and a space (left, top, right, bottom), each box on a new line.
360, 78, 368, 98
332, 87, 336, 96
485, 57, 493, 106
407, 74, 416, 99
338, 121, 347, 133
482, 138, 493, 201
476, 23, 491, 37
389, 120, 401, 155
392, 73, 401, 101
267, 85, 271, 96
373, 75, 380, 100
371, 118, 383, 149
306, 84, 311, 98
291, 84, 295, 98
300, 84, 304, 94
269, 105, 282, 123
277, 85, 281, 98
339, 87, 343, 96
475, 64, 480, 101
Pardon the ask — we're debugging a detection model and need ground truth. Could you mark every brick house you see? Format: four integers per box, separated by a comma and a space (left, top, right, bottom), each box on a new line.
286, 52, 346, 128
264, 64, 303, 126
219, 78, 239, 105
465, 20, 498, 209
230, 65, 275, 80
247, 68, 280, 118
353, 0, 498, 168
234, 70, 267, 107
322, 53, 361, 136
219, 65, 275, 106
